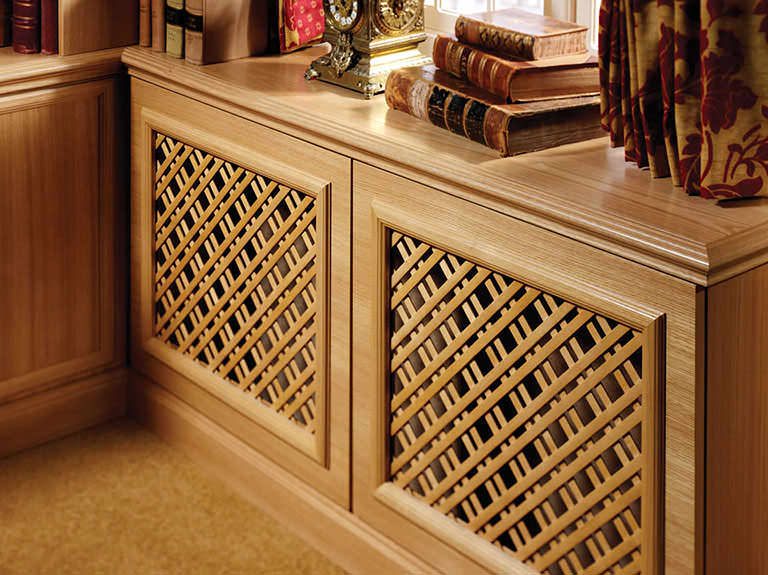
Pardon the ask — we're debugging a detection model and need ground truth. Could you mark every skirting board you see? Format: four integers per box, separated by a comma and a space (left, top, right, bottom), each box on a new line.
0, 368, 127, 458
128, 372, 438, 575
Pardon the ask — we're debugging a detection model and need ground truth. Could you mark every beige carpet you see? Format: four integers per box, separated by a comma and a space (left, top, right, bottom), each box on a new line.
0, 419, 344, 575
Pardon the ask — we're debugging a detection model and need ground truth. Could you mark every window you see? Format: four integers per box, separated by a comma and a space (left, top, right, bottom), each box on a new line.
424, 0, 600, 50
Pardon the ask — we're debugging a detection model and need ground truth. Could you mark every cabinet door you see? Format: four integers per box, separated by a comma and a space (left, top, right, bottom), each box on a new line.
131, 80, 350, 506
353, 163, 698, 574
0, 79, 124, 403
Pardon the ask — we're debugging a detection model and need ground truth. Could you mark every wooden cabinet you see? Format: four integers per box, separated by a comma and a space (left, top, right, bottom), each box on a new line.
352, 164, 692, 575
0, 53, 127, 457
123, 46, 768, 575
129, 80, 351, 507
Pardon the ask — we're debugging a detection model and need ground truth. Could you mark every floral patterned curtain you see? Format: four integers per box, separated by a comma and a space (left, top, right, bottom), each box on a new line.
600, 0, 768, 198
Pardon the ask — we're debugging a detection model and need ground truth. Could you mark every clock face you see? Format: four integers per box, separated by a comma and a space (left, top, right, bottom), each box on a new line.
374, 0, 421, 33
325, 0, 361, 32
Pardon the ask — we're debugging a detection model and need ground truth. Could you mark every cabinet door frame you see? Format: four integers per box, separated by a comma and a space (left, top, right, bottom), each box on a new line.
0, 79, 124, 403
353, 162, 698, 574
130, 80, 351, 506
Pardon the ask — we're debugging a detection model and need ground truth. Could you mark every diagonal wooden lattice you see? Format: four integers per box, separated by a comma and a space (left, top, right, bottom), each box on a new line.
152, 133, 318, 431
389, 231, 648, 575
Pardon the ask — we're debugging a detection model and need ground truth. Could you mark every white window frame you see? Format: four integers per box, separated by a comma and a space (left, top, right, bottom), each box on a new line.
424, 0, 599, 49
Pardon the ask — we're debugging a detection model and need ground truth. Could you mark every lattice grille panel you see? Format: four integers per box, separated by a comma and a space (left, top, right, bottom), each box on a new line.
152, 133, 319, 431
388, 231, 649, 575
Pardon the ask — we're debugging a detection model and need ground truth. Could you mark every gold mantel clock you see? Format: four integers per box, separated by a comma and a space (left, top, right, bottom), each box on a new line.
305, 0, 432, 98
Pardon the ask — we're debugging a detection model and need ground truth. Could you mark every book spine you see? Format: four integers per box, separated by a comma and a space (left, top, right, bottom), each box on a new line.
165, 0, 183, 58
151, 0, 165, 52
455, 15, 536, 60
40, 0, 55, 54
140, 0, 151, 47
12, 0, 39, 53
385, 69, 508, 156
433, 36, 517, 101
184, 0, 202, 64
0, 0, 11, 46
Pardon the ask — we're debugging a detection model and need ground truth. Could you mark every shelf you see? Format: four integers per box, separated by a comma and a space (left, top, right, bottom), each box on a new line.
0, 46, 124, 95
122, 45, 768, 286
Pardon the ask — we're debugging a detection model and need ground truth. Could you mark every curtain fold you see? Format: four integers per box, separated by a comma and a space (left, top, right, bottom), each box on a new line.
674, 0, 702, 194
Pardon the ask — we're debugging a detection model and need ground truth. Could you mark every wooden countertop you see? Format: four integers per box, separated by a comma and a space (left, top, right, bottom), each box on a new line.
0, 46, 124, 96
122, 44, 768, 286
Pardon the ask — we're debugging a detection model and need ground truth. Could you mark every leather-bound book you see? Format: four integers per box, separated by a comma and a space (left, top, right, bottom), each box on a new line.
0, 0, 11, 47
185, 0, 268, 65
12, 0, 40, 53
40, 0, 56, 54
151, 0, 165, 51
455, 7, 587, 60
183, 0, 202, 63
433, 35, 598, 102
140, 0, 151, 47
386, 66, 602, 157
165, 0, 183, 57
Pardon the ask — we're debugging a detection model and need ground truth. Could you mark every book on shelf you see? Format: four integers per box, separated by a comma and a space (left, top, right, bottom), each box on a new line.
184, 0, 200, 63
385, 66, 602, 157
455, 7, 588, 60
12, 0, 39, 53
140, 0, 151, 47
151, 0, 165, 52
433, 35, 598, 102
0, 0, 10, 47
40, 0, 56, 54
166, 0, 184, 58
184, 0, 268, 65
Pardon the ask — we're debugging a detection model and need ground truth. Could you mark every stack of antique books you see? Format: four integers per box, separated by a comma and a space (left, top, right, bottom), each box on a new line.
385, 8, 604, 157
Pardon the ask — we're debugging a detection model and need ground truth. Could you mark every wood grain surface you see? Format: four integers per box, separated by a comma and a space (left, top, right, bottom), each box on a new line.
0, 46, 124, 95
0, 80, 125, 403
59, 0, 138, 56
707, 263, 768, 575
0, 369, 127, 458
353, 164, 699, 575
121, 45, 768, 287
130, 80, 352, 508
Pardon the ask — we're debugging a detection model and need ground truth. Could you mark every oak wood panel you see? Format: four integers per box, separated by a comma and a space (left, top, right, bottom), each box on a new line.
706, 263, 768, 575
383, 229, 659, 573
121, 45, 768, 286
129, 373, 438, 575
130, 79, 351, 507
0, 369, 127, 458
0, 80, 124, 404
59, 0, 138, 56
0, 47, 124, 96
353, 163, 700, 575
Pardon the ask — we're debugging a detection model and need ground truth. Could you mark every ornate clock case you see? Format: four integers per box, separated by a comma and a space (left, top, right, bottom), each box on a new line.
305, 0, 432, 98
